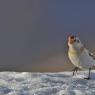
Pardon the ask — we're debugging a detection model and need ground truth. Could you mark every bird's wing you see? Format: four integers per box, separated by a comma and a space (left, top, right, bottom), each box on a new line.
88, 50, 95, 60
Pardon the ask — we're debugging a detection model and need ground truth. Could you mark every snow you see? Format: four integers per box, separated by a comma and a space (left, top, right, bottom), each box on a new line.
0, 71, 95, 95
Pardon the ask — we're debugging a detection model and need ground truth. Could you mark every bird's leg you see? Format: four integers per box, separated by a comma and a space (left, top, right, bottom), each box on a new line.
73, 68, 75, 76
84, 68, 91, 80
73, 67, 78, 76
75, 67, 79, 73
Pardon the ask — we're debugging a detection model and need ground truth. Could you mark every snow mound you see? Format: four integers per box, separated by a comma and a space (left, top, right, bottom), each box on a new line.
0, 71, 95, 95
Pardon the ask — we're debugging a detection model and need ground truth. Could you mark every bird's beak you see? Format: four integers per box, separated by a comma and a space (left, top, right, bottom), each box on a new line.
68, 36, 76, 44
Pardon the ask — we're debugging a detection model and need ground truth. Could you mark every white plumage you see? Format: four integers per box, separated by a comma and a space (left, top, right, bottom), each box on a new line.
68, 36, 95, 79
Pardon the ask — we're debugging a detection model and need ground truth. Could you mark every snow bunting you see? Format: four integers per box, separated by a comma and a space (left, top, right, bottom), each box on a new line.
68, 36, 95, 79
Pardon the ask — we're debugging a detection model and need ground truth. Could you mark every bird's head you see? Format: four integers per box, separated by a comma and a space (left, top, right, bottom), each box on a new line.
68, 35, 82, 48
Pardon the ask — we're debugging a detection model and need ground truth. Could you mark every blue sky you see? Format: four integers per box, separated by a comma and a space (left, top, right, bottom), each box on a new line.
0, 0, 95, 71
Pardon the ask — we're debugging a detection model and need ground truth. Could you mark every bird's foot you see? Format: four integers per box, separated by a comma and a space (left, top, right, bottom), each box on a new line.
72, 67, 79, 76
84, 77, 90, 80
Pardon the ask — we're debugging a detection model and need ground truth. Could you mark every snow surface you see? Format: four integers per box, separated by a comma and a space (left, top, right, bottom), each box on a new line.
0, 71, 95, 95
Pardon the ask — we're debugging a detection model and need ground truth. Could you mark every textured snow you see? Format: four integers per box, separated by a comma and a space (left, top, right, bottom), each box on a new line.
0, 71, 95, 95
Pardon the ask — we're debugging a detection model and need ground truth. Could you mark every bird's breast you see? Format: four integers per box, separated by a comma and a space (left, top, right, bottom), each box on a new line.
68, 48, 80, 57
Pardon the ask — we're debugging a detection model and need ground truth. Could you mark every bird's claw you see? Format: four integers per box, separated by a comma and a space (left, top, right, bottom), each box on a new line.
84, 77, 90, 80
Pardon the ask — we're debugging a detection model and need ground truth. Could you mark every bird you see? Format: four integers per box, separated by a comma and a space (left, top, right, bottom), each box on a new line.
68, 35, 95, 79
